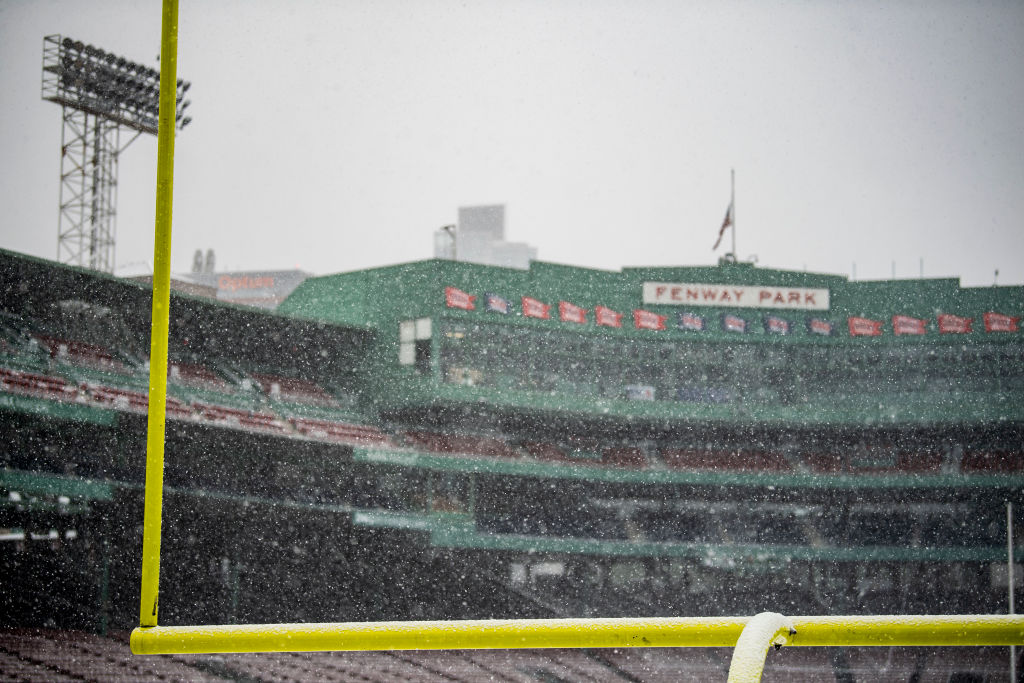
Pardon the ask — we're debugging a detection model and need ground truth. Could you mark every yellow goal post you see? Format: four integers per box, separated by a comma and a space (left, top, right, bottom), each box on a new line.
132, 2, 1024, 681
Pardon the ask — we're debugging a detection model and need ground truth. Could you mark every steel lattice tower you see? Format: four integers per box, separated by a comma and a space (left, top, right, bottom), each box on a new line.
42, 35, 191, 273
56, 107, 121, 272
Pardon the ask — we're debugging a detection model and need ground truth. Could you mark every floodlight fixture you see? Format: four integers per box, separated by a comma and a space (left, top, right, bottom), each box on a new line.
41, 34, 192, 273
43, 34, 191, 135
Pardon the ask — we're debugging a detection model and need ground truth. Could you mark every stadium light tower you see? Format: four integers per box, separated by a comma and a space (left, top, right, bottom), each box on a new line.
41, 35, 192, 273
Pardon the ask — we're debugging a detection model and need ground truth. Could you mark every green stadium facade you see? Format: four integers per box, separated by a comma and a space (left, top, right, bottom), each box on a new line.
1, 248, 1022, 657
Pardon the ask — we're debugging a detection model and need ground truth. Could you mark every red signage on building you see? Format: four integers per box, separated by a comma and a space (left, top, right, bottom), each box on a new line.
892, 315, 926, 335
984, 312, 1020, 333
522, 296, 551, 319
848, 316, 882, 337
558, 301, 587, 324
595, 305, 622, 328
633, 309, 667, 331
445, 286, 475, 310
937, 313, 972, 334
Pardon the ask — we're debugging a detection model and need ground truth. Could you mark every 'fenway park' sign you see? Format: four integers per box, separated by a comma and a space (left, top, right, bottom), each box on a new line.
642, 282, 830, 311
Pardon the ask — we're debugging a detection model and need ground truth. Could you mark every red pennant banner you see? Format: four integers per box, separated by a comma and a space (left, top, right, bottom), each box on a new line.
848, 316, 883, 337
892, 315, 926, 335
937, 313, 972, 334
558, 301, 587, 324
633, 309, 667, 331
984, 312, 1020, 333
595, 305, 622, 328
522, 296, 551, 319
445, 286, 475, 310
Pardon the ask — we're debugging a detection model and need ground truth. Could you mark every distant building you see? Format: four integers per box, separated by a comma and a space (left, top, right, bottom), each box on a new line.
129, 275, 218, 300
178, 270, 310, 310
434, 205, 537, 270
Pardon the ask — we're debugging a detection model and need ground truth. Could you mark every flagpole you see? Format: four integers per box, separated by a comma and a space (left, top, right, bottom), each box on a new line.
730, 168, 736, 261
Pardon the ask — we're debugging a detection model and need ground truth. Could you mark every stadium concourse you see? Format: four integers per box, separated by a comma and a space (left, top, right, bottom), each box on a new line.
1, 247, 1022, 680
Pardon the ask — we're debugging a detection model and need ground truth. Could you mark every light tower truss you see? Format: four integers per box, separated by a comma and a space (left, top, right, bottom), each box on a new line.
41, 34, 191, 273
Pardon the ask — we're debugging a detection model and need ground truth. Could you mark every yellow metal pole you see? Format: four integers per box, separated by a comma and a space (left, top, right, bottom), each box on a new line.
787, 614, 1024, 647
131, 616, 748, 655
139, 0, 180, 629
129, 614, 1024, 656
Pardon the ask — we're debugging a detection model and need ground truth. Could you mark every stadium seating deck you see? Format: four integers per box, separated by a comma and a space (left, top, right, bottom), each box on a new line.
250, 372, 341, 406
0, 629, 228, 682
521, 441, 570, 462
170, 361, 233, 392
289, 415, 390, 445
84, 382, 194, 419
602, 446, 648, 468
34, 336, 127, 374
0, 629, 791, 682
0, 366, 79, 404
962, 449, 1024, 472
0, 356, 406, 442
0, 346, 50, 375
403, 430, 524, 459
660, 448, 792, 472
191, 400, 290, 434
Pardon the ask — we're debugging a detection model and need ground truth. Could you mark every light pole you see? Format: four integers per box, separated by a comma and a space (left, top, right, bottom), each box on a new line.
41, 35, 192, 273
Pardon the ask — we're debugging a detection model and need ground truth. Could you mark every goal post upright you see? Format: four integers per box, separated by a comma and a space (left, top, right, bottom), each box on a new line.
139, 0, 180, 629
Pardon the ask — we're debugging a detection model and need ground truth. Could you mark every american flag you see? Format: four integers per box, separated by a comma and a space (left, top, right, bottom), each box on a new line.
485, 293, 510, 314
713, 201, 733, 250
678, 312, 706, 331
722, 314, 747, 333
807, 318, 834, 336
764, 316, 791, 335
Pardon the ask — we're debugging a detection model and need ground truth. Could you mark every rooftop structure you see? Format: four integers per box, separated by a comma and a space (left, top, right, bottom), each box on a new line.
433, 205, 538, 270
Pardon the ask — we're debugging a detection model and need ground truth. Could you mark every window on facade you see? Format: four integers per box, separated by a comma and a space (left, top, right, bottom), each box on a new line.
400, 317, 433, 375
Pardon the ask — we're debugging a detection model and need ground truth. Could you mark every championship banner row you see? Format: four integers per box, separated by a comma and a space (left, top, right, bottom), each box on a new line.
444, 287, 1020, 336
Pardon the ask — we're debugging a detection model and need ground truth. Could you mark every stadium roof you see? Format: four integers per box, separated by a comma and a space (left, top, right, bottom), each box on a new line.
0, 248, 373, 371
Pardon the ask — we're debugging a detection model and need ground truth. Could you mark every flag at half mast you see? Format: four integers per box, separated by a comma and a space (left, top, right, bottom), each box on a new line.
713, 201, 733, 250
713, 169, 736, 252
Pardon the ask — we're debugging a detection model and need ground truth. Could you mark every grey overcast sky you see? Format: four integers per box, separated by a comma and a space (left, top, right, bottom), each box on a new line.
1, 0, 1022, 286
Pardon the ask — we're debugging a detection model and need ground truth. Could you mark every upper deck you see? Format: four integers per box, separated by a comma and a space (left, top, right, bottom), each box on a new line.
280, 258, 1024, 427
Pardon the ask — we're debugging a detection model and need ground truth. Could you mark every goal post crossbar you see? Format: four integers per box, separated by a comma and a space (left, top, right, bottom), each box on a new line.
130, 614, 1024, 655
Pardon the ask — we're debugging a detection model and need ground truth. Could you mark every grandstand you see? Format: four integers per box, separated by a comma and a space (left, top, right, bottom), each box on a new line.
1, 247, 1022, 679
